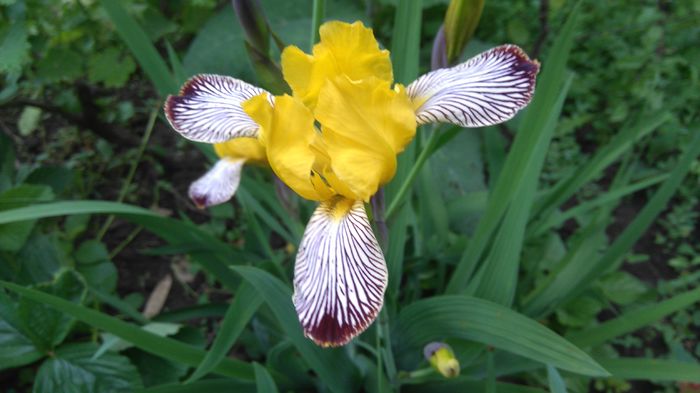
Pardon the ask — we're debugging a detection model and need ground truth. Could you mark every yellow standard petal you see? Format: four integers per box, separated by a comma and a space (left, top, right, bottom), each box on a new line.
214, 138, 267, 166
243, 94, 323, 201
281, 21, 393, 109
314, 76, 416, 201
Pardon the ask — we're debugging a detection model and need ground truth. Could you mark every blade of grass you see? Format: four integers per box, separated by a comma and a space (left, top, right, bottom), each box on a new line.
0, 280, 254, 380
596, 358, 700, 382
187, 283, 262, 383
532, 111, 670, 221
100, 0, 178, 95
396, 295, 608, 376
568, 287, 700, 348
532, 172, 669, 235
154, 304, 228, 322
547, 365, 568, 393
445, 2, 582, 293
470, 74, 573, 305
254, 362, 280, 393
0, 201, 158, 225
525, 129, 700, 312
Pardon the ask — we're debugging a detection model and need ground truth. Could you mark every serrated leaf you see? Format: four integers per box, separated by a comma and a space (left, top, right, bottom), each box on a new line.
597, 271, 648, 306
33, 342, 143, 393
0, 317, 43, 370
88, 47, 136, 87
35, 47, 83, 82
0, 184, 54, 252
17, 269, 87, 351
75, 240, 117, 293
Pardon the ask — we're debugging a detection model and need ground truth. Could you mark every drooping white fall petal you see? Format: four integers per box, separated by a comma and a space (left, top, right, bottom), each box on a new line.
293, 199, 387, 347
164, 74, 272, 143
188, 159, 245, 208
407, 45, 540, 128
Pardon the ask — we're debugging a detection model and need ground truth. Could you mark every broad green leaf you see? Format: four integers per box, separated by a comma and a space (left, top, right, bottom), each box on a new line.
88, 47, 137, 87
568, 287, 700, 348
17, 269, 86, 351
0, 318, 43, 370
188, 283, 262, 383
75, 240, 118, 293
35, 47, 82, 82
100, 0, 177, 95
446, 2, 581, 293
0, 2, 29, 74
3, 233, 64, 285
0, 184, 54, 251
596, 357, 700, 382
0, 280, 255, 380
231, 266, 354, 393
597, 271, 648, 306
254, 362, 280, 393
33, 343, 143, 393
395, 295, 608, 376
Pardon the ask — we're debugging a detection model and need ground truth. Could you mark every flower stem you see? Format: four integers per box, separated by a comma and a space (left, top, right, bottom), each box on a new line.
385, 127, 440, 219
97, 107, 158, 240
310, 0, 325, 49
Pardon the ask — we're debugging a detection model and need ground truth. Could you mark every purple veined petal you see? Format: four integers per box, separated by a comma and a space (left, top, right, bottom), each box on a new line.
164, 74, 272, 143
188, 159, 245, 208
293, 199, 388, 347
407, 45, 540, 128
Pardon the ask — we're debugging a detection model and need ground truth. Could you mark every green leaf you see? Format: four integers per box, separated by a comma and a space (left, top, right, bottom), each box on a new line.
596, 357, 700, 382
0, 132, 15, 189
187, 283, 262, 383
395, 295, 608, 376
35, 47, 83, 82
402, 378, 547, 393
0, 2, 29, 74
446, 2, 581, 293
0, 318, 43, 370
0, 280, 255, 380
17, 269, 86, 351
88, 47, 137, 88
568, 288, 700, 348
33, 342, 143, 393
75, 240, 118, 293
547, 365, 568, 393
0, 184, 54, 251
0, 200, 158, 225
3, 232, 64, 285
254, 362, 280, 393
100, 0, 177, 95
597, 271, 648, 306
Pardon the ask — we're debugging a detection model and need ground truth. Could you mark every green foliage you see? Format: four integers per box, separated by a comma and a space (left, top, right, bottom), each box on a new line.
2, 0, 699, 392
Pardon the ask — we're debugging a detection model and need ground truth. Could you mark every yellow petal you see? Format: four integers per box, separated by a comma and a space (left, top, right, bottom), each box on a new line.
314, 76, 416, 200
281, 21, 393, 109
214, 138, 267, 165
243, 94, 321, 201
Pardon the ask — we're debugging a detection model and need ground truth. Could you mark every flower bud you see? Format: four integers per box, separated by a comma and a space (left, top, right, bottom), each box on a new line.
424, 342, 460, 378
444, 0, 485, 64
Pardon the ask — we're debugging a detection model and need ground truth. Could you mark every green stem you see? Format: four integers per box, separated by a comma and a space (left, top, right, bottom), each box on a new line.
385, 127, 440, 219
97, 107, 158, 240
310, 0, 325, 49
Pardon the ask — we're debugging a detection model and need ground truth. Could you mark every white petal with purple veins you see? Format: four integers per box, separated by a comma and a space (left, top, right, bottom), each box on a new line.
407, 45, 539, 128
293, 199, 387, 347
165, 74, 272, 143
188, 159, 244, 208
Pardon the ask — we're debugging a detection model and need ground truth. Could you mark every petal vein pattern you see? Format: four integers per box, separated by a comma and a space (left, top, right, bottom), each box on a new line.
165, 74, 272, 143
188, 159, 245, 208
293, 199, 387, 347
407, 45, 540, 127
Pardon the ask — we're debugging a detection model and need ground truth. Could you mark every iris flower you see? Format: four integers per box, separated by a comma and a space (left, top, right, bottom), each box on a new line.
165, 21, 539, 346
